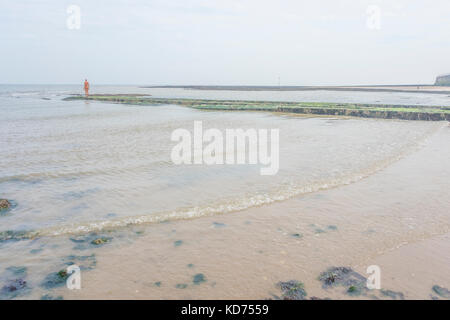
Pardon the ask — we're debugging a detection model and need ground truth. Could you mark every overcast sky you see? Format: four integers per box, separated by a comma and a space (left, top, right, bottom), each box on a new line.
1, 0, 450, 85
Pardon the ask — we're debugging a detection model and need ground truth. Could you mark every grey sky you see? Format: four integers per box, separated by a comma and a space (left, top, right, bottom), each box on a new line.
1, 0, 449, 85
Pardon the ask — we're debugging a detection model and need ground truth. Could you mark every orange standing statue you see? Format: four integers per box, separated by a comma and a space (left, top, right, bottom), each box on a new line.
84, 79, 90, 97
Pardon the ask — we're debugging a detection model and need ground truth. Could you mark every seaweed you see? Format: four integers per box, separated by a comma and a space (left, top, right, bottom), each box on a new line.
174, 240, 183, 247
63, 95, 450, 121
380, 289, 405, 300
193, 273, 206, 285
277, 280, 307, 300
432, 285, 450, 299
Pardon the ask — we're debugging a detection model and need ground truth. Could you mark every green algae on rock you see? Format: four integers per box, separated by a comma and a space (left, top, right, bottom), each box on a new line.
40, 269, 70, 289
91, 237, 110, 245
64, 95, 450, 121
69, 233, 112, 249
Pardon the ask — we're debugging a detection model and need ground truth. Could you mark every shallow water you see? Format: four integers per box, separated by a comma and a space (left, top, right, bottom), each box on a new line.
0, 85, 449, 299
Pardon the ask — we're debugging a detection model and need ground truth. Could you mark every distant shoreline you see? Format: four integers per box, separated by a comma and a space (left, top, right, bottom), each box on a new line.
141, 85, 450, 95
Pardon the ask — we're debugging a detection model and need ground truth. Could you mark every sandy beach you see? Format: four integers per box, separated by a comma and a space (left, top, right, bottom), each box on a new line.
53, 114, 449, 300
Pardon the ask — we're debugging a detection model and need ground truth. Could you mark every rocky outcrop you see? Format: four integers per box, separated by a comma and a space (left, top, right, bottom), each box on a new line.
435, 74, 450, 86
0, 199, 11, 211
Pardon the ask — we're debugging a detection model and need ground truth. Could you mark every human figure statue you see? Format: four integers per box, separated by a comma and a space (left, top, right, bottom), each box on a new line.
84, 79, 90, 97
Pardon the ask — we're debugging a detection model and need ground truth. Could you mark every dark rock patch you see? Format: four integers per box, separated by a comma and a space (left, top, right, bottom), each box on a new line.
174, 240, 183, 247
41, 294, 63, 300
1, 265, 31, 299
318, 267, 366, 289
0, 199, 12, 211
40, 269, 70, 289
0, 199, 17, 216
432, 285, 450, 299
380, 289, 405, 300
291, 233, 302, 238
193, 273, 206, 285
91, 237, 110, 246
0, 278, 29, 299
69, 233, 112, 250
176, 283, 188, 289
277, 280, 307, 300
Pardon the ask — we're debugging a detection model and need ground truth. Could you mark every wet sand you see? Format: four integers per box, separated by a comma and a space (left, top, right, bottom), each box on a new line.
60, 124, 450, 300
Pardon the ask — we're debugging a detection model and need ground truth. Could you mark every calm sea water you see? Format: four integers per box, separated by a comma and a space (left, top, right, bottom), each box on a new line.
0, 85, 446, 235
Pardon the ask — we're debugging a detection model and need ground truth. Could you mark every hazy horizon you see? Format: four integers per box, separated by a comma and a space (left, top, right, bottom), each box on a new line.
2, 0, 450, 86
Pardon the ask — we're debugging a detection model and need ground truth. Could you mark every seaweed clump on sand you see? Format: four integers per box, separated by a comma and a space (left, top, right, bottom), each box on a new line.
0, 279, 29, 299
0, 199, 12, 211
319, 267, 368, 297
380, 289, 405, 300
174, 240, 183, 247
41, 294, 63, 300
318, 266, 408, 299
91, 237, 110, 245
69, 233, 113, 249
193, 273, 206, 285
0, 199, 17, 215
0, 266, 30, 300
40, 269, 70, 289
277, 280, 307, 300
432, 285, 450, 299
